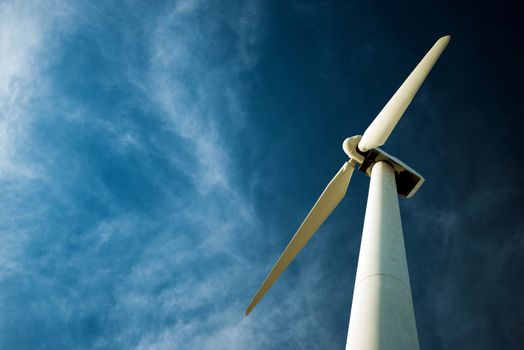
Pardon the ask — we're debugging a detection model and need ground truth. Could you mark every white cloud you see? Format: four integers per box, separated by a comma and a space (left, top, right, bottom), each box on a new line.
0, 2, 344, 349
0, 1, 74, 179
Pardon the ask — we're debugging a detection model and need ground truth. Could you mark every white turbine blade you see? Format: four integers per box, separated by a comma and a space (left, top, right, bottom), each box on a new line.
358, 35, 450, 152
246, 162, 354, 315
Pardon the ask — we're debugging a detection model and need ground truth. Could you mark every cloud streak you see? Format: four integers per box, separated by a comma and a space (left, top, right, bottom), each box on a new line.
0, 1, 73, 178
1, 1, 342, 349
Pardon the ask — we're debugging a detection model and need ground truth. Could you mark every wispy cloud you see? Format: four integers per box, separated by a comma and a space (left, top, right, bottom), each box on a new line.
0, 1, 73, 178
1, 1, 339, 349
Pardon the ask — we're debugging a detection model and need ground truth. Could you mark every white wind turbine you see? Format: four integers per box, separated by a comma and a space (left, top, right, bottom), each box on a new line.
245, 36, 450, 349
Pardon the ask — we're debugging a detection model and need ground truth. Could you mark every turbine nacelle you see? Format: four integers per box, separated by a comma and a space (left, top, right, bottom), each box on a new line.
343, 135, 424, 198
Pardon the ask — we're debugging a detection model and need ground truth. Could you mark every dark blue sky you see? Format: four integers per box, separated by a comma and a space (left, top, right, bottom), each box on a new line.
0, 1, 522, 349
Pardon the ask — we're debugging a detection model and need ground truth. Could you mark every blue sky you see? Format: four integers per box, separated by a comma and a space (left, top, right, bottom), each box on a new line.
1, 1, 523, 349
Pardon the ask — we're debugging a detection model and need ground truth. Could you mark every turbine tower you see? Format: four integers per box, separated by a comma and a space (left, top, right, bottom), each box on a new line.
245, 36, 450, 350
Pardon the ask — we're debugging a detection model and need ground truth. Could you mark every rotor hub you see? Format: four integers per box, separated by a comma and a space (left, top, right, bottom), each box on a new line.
342, 135, 366, 164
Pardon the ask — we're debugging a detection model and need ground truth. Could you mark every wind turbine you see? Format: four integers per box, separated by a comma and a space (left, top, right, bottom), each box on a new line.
245, 36, 450, 349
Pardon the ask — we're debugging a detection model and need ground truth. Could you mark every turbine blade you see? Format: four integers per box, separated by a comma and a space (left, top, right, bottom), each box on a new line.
358, 35, 450, 152
245, 162, 355, 315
